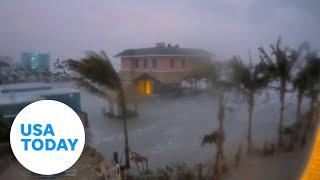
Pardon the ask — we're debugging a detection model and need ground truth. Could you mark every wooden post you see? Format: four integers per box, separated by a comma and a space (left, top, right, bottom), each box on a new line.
145, 160, 149, 174
317, 94, 319, 123
215, 92, 225, 179
113, 152, 119, 164
198, 163, 203, 180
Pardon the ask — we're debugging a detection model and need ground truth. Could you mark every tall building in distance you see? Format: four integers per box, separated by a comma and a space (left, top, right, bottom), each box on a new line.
21, 51, 50, 71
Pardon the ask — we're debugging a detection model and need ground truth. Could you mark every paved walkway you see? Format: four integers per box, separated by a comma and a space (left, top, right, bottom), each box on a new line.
224, 150, 308, 180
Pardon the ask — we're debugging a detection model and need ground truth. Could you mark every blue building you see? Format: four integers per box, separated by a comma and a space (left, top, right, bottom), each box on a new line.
21, 51, 50, 71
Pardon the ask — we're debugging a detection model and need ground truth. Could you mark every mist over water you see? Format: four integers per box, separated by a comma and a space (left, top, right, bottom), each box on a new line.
53, 81, 308, 169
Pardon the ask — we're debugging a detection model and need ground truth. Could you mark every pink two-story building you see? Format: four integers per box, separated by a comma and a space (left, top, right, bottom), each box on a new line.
115, 42, 212, 95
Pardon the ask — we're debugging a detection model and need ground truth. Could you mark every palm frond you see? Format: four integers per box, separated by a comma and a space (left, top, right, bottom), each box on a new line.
75, 78, 116, 102
292, 66, 309, 93
259, 38, 299, 83
228, 56, 270, 94
201, 130, 221, 146
67, 51, 121, 91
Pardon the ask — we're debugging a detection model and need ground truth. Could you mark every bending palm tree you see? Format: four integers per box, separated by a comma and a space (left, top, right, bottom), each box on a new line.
67, 51, 131, 168
303, 52, 320, 130
228, 57, 270, 153
292, 62, 309, 128
258, 38, 298, 147
202, 62, 232, 179
213, 81, 233, 178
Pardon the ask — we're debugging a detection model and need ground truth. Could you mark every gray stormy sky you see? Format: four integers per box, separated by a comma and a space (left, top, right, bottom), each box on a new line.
0, 0, 319, 68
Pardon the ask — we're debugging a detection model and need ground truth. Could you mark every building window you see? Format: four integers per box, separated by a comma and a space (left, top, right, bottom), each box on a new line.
137, 80, 153, 96
170, 58, 175, 68
134, 58, 139, 68
181, 57, 186, 68
152, 58, 157, 69
143, 58, 148, 69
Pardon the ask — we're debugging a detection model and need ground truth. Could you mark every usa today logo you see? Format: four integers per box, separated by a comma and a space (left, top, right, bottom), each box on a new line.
10, 100, 85, 175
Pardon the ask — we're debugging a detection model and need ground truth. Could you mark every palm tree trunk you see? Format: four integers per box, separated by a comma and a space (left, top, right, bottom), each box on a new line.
301, 92, 317, 144
266, 86, 269, 102
278, 79, 286, 147
118, 86, 130, 168
317, 95, 320, 125
294, 92, 303, 143
296, 92, 303, 125
215, 92, 225, 178
247, 92, 254, 154
308, 92, 317, 131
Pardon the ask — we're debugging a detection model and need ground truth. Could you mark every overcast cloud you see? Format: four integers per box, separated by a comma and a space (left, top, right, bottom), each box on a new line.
0, 0, 319, 68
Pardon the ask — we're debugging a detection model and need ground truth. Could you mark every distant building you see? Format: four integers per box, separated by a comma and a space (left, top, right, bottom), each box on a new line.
115, 42, 212, 95
0, 83, 87, 126
21, 51, 50, 71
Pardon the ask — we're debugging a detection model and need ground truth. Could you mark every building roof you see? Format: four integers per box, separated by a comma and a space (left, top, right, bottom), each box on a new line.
0, 83, 52, 93
0, 87, 79, 105
114, 46, 212, 58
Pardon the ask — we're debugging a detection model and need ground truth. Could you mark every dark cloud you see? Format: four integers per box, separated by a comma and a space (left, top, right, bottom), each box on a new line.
0, 0, 319, 67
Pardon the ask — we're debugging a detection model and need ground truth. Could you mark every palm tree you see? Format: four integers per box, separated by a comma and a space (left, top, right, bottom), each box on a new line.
290, 51, 320, 147
228, 56, 270, 153
292, 62, 309, 128
258, 38, 299, 147
303, 52, 320, 130
53, 59, 68, 77
202, 62, 233, 179
66, 51, 131, 168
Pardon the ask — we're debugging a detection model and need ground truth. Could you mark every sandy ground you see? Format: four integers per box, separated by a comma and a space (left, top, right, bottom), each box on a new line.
224, 149, 308, 180
0, 145, 107, 180
0, 160, 27, 180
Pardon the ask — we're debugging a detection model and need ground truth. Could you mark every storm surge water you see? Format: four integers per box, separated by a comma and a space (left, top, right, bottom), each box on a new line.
53, 81, 307, 169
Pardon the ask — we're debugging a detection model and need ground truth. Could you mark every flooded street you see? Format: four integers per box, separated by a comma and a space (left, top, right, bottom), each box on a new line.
54, 82, 308, 170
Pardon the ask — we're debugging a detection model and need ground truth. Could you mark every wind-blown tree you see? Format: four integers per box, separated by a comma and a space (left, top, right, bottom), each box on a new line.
303, 52, 320, 130
292, 61, 310, 130
202, 62, 233, 179
228, 56, 270, 153
258, 38, 299, 147
53, 59, 68, 78
66, 51, 131, 168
